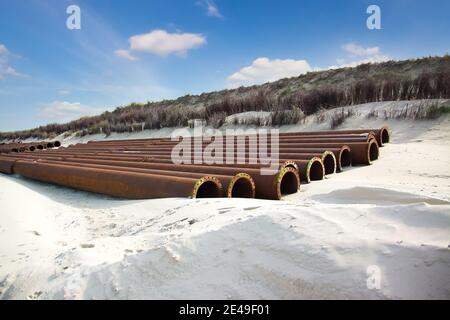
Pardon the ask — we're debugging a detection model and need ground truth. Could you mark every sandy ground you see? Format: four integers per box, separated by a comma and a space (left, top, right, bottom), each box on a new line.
1, 101, 450, 299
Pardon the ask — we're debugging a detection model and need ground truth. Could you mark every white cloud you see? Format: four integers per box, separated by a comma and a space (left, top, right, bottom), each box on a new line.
342, 43, 380, 56
0, 44, 8, 55
334, 55, 390, 69
197, 1, 222, 18
227, 57, 312, 87
57, 90, 70, 95
39, 101, 106, 122
116, 29, 207, 59
333, 43, 390, 69
0, 43, 28, 80
114, 49, 137, 61
206, 1, 222, 18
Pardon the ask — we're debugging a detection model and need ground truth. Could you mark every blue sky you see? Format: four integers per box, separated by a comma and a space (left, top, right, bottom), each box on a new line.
0, 0, 449, 131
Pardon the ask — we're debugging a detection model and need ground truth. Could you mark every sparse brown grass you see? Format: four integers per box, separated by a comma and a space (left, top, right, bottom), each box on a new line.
1, 55, 450, 141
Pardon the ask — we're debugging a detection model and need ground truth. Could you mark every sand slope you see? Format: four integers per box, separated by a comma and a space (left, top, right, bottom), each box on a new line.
1, 101, 450, 299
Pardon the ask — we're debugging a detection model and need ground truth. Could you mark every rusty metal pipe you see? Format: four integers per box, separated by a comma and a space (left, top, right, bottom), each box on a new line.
75, 136, 373, 150
121, 151, 336, 176
1, 154, 298, 200
24, 158, 255, 199
291, 157, 324, 183
22, 150, 299, 171
44, 157, 295, 200
0, 157, 17, 174
278, 127, 389, 146
83, 133, 373, 147
9, 159, 223, 199
105, 151, 334, 175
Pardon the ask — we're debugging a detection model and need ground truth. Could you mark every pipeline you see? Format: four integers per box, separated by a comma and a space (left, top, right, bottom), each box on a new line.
24, 158, 256, 199
0, 154, 296, 200
0, 140, 61, 154
8, 159, 223, 199
74, 135, 374, 150
0, 127, 387, 200
20, 145, 335, 181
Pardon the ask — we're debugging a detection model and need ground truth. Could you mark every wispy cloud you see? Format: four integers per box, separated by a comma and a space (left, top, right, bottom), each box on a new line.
0, 43, 28, 80
0, 44, 8, 55
197, 0, 223, 18
227, 57, 312, 87
334, 43, 390, 68
342, 43, 380, 56
116, 29, 207, 59
57, 90, 70, 95
114, 49, 137, 61
39, 101, 108, 123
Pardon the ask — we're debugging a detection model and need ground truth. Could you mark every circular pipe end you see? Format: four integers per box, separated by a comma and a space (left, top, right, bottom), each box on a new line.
380, 127, 390, 145
192, 176, 223, 198
338, 146, 352, 171
275, 167, 300, 200
322, 151, 336, 175
367, 140, 380, 164
227, 173, 255, 198
281, 160, 299, 171
53, 141, 61, 147
307, 157, 325, 183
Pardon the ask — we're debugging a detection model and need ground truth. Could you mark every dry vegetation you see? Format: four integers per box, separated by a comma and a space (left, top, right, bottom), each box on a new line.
367, 101, 450, 120
1, 56, 450, 140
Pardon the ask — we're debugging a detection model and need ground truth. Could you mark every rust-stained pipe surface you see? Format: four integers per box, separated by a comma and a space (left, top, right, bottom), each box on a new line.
287, 157, 324, 183
11, 160, 223, 199
47, 157, 292, 200
36, 158, 255, 199
2, 154, 296, 200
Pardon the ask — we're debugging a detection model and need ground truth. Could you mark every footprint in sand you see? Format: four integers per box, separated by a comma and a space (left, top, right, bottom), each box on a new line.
80, 243, 95, 249
243, 206, 261, 211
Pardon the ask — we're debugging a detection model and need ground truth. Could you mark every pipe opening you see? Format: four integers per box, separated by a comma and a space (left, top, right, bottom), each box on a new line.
37, 145, 44, 150
340, 149, 352, 168
29, 146, 36, 151
381, 129, 390, 144
369, 141, 379, 162
12, 148, 19, 153
53, 141, 61, 147
322, 153, 336, 175
282, 161, 299, 171
309, 160, 324, 181
194, 179, 222, 198
229, 174, 255, 198
279, 169, 300, 196
47, 143, 54, 148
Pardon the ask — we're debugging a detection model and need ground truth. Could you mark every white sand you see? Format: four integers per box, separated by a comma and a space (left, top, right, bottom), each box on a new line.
1, 100, 450, 299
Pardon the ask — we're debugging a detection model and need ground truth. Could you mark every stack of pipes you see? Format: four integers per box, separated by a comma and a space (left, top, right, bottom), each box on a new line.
0, 127, 390, 200
0, 141, 61, 153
